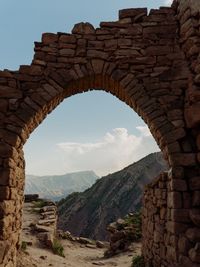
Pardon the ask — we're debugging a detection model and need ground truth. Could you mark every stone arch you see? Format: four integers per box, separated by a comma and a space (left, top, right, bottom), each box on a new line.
0, 1, 200, 266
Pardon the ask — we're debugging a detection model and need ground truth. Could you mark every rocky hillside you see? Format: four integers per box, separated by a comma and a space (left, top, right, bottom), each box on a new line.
58, 152, 168, 240
25, 171, 99, 201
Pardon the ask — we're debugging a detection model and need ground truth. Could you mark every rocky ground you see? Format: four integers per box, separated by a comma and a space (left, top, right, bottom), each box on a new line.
17, 202, 141, 267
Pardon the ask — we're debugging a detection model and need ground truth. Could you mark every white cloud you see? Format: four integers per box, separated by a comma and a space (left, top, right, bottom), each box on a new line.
136, 126, 152, 137
164, 0, 173, 6
57, 126, 160, 177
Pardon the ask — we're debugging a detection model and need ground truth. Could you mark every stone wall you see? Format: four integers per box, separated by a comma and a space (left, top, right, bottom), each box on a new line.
142, 172, 168, 266
143, 168, 200, 267
0, 0, 200, 266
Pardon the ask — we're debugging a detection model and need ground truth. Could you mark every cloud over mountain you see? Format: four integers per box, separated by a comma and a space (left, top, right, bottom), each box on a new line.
57, 126, 159, 176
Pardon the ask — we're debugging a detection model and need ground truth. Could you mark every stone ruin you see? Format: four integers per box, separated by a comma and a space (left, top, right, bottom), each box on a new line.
0, 0, 200, 266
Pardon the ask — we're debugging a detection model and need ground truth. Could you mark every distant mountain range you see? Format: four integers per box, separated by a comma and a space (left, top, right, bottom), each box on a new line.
25, 171, 99, 201
57, 152, 168, 240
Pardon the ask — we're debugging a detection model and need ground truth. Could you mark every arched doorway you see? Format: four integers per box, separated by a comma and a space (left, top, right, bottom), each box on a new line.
0, 3, 199, 266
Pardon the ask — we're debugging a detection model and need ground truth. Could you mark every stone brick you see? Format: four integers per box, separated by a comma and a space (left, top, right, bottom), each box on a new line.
179, 255, 200, 267
193, 191, 200, 206
87, 50, 107, 59
19, 65, 43, 76
170, 179, 187, 191
190, 209, 200, 227
167, 221, 188, 234
0, 201, 15, 217
105, 39, 117, 49
197, 153, 200, 164
119, 25, 142, 35
197, 135, 200, 150
183, 192, 191, 209
166, 245, 179, 262
59, 48, 75, 57
186, 228, 200, 243
171, 209, 190, 223
115, 49, 141, 57
146, 46, 172, 56
91, 59, 104, 74
59, 34, 76, 44
168, 167, 184, 179
0, 241, 7, 264
0, 86, 22, 99
189, 243, 200, 263
119, 8, 147, 19
118, 39, 132, 47
100, 21, 125, 28
72, 22, 95, 34
190, 177, 200, 190
88, 40, 103, 49
169, 153, 196, 167
42, 33, 58, 44
185, 104, 200, 128
178, 235, 193, 255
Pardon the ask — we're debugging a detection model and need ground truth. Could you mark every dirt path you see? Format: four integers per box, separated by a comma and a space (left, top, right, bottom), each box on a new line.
17, 203, 141, 267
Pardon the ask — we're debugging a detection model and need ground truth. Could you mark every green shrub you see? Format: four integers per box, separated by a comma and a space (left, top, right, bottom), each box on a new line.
33, 199, 46, 208
131, 256, 145, 267
124, 211, 142, 241
52, 239, 65, 257
132, 255, 145, 267
21, 241, 27, 251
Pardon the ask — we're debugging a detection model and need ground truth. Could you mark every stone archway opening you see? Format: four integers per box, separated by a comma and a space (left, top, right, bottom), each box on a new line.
24, 90, 161, 179
23, 89, 166, 245
0, 72, 183, 267
0, 2, 200, 267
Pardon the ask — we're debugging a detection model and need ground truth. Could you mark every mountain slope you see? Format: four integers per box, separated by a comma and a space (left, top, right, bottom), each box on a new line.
25, 171, 99, 201
58, 152, 168, 240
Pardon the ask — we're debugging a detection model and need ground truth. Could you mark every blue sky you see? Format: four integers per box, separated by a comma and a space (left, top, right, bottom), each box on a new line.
0, 0, 171, 176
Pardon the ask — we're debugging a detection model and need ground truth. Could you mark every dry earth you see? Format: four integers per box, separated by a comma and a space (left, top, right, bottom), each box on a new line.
17, 203, 141, 267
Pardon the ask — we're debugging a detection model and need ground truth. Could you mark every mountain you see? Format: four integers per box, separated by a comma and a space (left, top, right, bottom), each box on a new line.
57, 152, 168, 240
25, 171, 99, 201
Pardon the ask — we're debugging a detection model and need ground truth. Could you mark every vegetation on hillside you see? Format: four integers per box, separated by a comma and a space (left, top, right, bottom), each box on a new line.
52, 239, 65, 257
57, 152, 167, 241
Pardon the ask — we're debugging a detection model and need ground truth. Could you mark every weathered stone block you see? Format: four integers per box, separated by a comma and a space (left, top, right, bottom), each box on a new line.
0, 187, 10, 201
87, 50, 107, 59
88, 40, 103, 49
186, 228, 200, 243
178, 235, 193, 255
190, 177, 200, 190
0, 241, 6, 264
179, 254, 200, 267
170, 153, 196, 167
185, 104, 200, 128
146, 46, 172, 56
59, 48, 75, 56
119, 24, 142, 35
91, 59, 104, 74
59, 34, 76, 44
171, 209, 190, 223
0, 86, 22, 99
189, 243, 200, 263
42, 33, 58, 44
170, 179, 187, 191
193, 191, 200, 207
190, 209, 200, 227
72, 22, 95, 34
118, 39, 132, 47
119, 8, 147, 19
167, 221, 188, 234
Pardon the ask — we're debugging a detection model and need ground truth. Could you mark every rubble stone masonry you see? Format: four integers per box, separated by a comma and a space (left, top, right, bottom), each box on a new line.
0, 0, 199, 266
